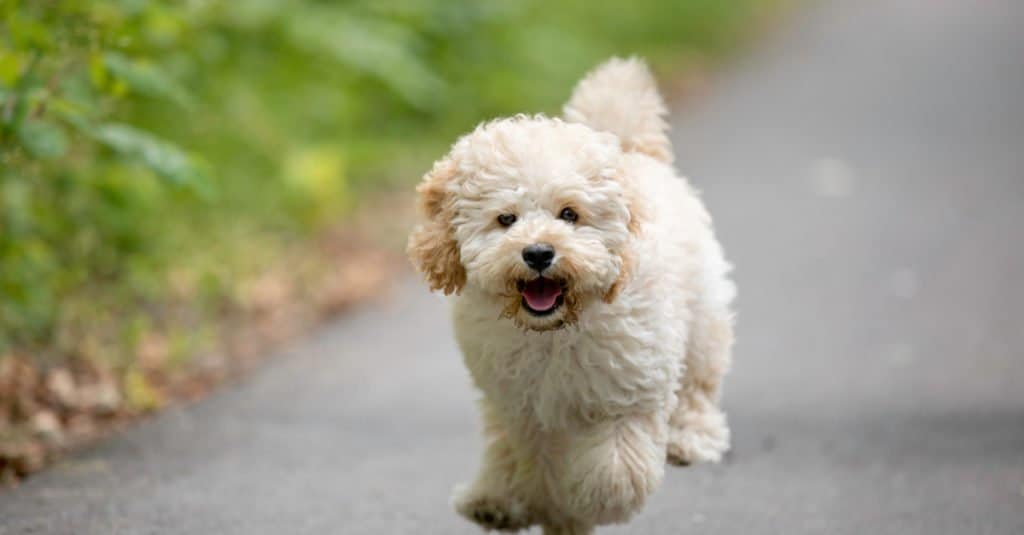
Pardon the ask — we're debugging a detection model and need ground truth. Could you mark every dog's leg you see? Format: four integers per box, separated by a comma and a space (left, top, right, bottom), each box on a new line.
452, 400, 533, 532
667, 305, 733, 465
556, 412, 667, 527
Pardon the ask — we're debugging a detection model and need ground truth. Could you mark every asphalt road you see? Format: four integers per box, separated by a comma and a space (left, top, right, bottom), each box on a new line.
3, 0, 1023, 533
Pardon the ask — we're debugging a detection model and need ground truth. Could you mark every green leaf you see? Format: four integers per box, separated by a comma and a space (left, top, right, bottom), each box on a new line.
102, 53, 193, 109
6, 13, 53, 50
47, 97, 93, 132
92, 123, 210, 194
16, 119, 69, 159
284, 9, 446, 111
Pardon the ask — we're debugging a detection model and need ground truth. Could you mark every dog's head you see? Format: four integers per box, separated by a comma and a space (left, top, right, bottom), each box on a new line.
408, 115, 643, 331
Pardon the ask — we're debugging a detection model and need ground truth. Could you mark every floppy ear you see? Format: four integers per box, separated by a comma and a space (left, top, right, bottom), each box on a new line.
604, 172, 648, 304
407, 157, 466, 295
603, 246, 634, 304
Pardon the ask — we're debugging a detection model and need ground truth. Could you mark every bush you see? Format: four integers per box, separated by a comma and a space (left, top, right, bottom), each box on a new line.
0, 0, 775, 355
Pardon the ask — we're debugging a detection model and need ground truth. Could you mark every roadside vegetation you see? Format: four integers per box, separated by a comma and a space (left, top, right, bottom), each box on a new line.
0, 0, 783, 482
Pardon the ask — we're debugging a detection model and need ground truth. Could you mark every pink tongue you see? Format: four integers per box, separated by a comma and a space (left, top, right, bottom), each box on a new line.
522, 278, 562, 311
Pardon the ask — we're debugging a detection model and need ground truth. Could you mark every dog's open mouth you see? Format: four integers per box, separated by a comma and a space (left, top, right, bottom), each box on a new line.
518, 277, 564, 316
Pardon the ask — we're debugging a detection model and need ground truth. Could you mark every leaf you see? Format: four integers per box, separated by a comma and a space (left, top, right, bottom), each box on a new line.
47, 97, 93, 132
123, 368, 162, 411
102, 53, 193, 108
0, 51, 26, 86
88, 54, 108, 88
6, 13, 53, 50
91, 123, 210, 195
284, 9, 446, 111
16, 120, 69, 159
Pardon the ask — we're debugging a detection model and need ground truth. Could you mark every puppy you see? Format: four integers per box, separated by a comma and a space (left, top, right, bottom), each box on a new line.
408, 57, 735, 534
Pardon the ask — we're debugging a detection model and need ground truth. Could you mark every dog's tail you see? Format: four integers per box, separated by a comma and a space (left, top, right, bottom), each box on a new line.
563, 57, 673, 163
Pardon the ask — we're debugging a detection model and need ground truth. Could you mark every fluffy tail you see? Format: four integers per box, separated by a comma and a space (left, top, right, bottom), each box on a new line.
563, 57, 673, 163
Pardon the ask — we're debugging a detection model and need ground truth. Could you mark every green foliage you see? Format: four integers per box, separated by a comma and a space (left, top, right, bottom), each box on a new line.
101, 52, 193, 109
91, 122, 210, 193
0, 0, 775, 354
16, 118, 67, 158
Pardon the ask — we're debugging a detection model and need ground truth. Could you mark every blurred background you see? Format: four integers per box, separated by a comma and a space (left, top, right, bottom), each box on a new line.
2, 1, 1022, 534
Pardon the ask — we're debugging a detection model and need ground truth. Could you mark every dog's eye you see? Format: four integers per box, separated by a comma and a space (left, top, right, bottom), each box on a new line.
559, 207, 578, 223
497, 213, 517, 227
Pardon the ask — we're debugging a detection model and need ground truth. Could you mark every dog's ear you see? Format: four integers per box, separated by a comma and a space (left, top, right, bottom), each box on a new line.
603, 248, 632, 304
624, 180, 648, 237
604, 169, 648, 304
407, 156, 466, 295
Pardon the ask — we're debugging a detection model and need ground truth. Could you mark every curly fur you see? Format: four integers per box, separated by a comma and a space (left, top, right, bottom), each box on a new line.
409, 57, 736, 534
408, 157, 466, 294
564, 57, 674, 164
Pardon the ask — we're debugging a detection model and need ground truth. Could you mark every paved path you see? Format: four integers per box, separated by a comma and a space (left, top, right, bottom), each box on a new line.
3, 0, 1023, 533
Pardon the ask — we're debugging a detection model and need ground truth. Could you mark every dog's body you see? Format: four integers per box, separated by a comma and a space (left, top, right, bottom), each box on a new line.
409, 58, 735, 534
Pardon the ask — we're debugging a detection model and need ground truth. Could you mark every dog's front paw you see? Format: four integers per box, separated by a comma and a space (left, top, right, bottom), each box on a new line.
666, 411, 730, 466
453, 486, 531, 532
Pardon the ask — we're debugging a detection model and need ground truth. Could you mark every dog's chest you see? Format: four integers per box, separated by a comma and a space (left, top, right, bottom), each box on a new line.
460, 318, 681, 429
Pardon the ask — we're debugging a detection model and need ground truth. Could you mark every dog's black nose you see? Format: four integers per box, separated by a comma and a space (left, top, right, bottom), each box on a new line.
522, 243, 555, 271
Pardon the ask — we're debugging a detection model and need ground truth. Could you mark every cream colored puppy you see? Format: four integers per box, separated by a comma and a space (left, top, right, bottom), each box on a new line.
408, 58, 735, 535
